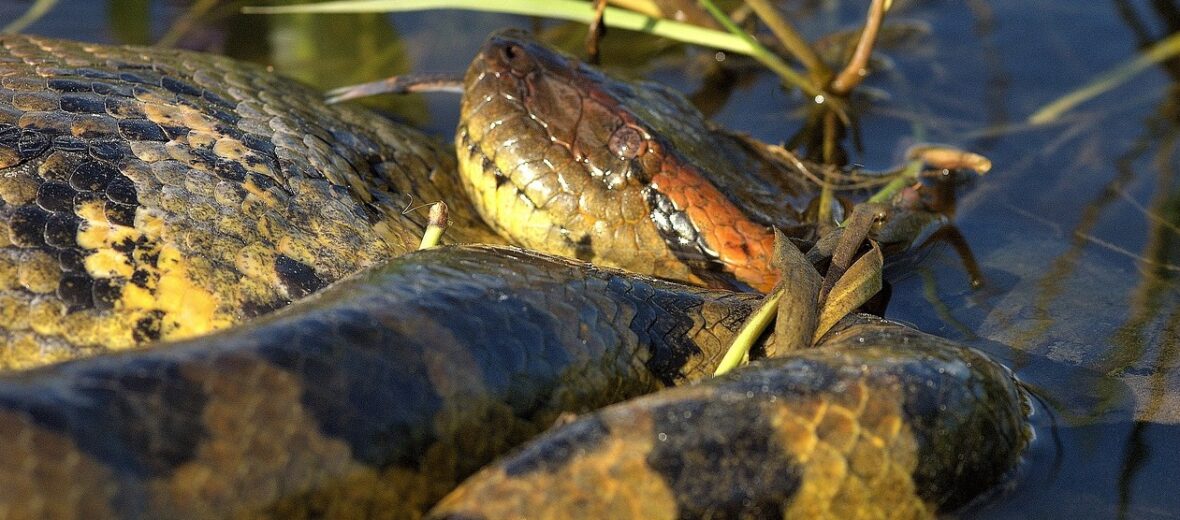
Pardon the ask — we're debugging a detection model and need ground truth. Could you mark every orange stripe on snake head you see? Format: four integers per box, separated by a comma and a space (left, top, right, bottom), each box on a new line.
645, 139, 778, 292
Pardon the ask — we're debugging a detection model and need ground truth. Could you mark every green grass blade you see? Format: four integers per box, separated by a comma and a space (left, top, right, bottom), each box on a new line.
243, 0, 759, 56
2, 0, 58, 34
695, 0, 820, 98
714, 288, 782, 377
1029, 30, 1180, 125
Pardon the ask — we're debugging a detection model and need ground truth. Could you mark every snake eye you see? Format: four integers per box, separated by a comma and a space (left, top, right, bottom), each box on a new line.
608, 125, 645, 160
500, 43, 535, 75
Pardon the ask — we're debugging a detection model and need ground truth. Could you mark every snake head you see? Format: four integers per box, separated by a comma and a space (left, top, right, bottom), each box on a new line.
459, 30, 817, 292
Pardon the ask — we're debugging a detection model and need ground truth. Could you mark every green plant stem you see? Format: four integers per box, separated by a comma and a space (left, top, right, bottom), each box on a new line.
817, 110, 838, 225
867, 159, 923, 203
2, 0, 58, 34
695, 0, 821, 99
243, 0, 758, 56
418, 202, 449, 249
714, 288, 782, 376
1030, 30, 1180, 124
743, 0, 831, 84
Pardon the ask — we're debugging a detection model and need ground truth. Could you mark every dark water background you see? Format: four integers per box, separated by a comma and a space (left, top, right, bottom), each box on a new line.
2, 0, 1178, 517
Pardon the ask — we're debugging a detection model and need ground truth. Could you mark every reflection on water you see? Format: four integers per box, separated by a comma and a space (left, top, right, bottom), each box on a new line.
6, 0, 1180, 516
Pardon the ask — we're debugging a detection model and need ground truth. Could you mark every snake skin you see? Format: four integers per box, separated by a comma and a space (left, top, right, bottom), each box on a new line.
0, 33, 1029, 519
430, 314, 1029, 519
0, 34, 499, 366
0, 245, 765, 519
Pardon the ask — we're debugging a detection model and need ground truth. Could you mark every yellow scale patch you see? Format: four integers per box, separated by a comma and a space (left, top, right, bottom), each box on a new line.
75, 201, 231, 345
772, 379, 934, 519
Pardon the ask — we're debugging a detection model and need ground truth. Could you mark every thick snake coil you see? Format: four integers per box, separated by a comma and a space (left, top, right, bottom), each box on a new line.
0, 31, 1028, 519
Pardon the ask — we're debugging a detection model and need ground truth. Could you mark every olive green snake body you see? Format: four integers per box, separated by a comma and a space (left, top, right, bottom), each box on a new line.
0, 31, 1028, 519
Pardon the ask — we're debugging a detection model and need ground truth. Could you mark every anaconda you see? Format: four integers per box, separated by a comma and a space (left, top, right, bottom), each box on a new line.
0, 31, 1027, 518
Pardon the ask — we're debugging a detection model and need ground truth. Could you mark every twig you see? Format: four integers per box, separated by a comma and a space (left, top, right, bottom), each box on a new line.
326, 73, 464, 103
830, 0, 890, 95
585, 0, 609, 64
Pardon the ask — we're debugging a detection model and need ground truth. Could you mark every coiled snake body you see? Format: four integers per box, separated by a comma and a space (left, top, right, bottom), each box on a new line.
0, 31, 1027, 519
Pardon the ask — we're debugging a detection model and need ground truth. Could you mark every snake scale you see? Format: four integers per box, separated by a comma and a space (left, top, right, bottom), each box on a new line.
0, 30, 1028, 519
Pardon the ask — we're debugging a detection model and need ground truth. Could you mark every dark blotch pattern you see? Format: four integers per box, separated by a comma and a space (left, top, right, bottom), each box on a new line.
572, 234, 594, 262
161, 76, 202, 97
257, 315, 444, 468
9, 205, 50, 247
133, 310, 165, 343
430, 316, 1029, 520
92, 277, 122, 310
643, 186, 743, 289
44, 214, 80, 248
645, 399, 798, 519
502, 416, 611, 477
70, 161, 116, 192
0, 359, 210, 482
604, 275, 704, 386
117, 119, 168, 141
57, 274, 95, 310
104, 176, 138, 205
47, 78, 92, 93
59, 94, 106, 114
18, 128, 50, 158
105, 201, 136, 226
35, 181, 77, 213
274, 254, 326, 300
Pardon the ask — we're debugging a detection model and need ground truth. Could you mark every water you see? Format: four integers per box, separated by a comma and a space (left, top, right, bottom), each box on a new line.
4, 0, 1179, 516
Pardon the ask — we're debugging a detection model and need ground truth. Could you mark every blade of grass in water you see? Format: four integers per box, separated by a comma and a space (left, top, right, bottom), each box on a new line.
2, 0, 58, 34
242, 0, 757, 56
1029, 30, 1180, 124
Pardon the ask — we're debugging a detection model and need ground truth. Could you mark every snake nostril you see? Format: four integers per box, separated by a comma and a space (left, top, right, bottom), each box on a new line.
500, 43, 534, 75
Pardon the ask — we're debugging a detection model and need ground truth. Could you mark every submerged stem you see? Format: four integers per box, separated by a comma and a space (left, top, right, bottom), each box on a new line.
867, 159, 923, 203
1030, 30, 1180, 124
